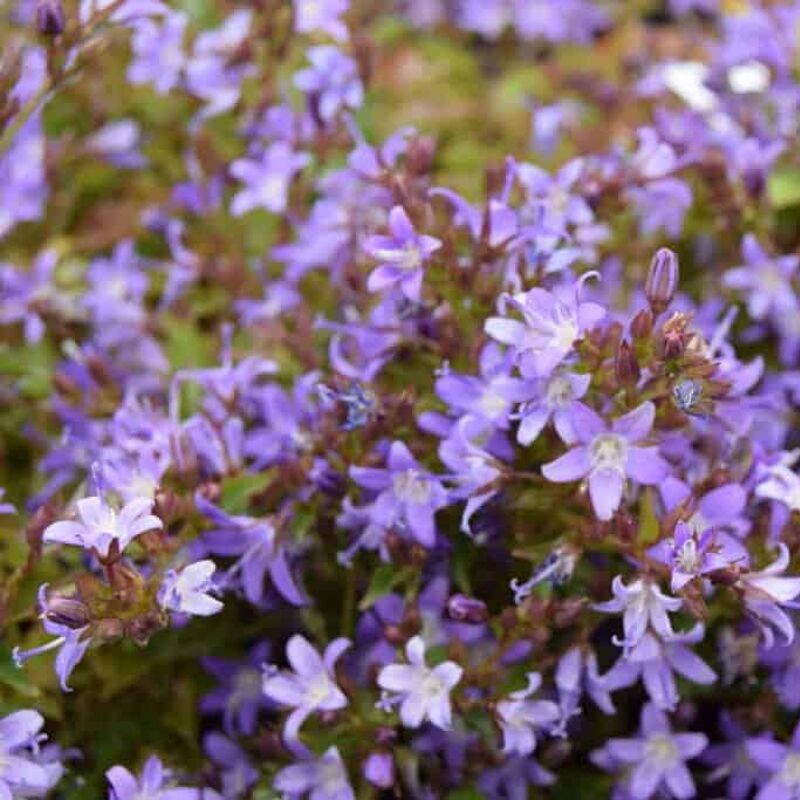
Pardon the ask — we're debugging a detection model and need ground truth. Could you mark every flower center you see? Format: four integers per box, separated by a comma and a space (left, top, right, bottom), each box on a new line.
420, 669, 445, 699
545, 374, 573, 407
397, 243, 422, 271
233, 667, 262, 700
644, 734, 679, 767
675, 538, 700, 574
589, 434, 627, 473
479, 390, 508, 417
781, 753, 800, 787
306, 673, 334, 707
392, 469, 432, 504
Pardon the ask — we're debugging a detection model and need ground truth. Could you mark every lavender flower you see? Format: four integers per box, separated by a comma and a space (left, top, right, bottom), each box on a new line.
747, 721, 800, 800
484, 277, 606, 379
273, 746, 354, 800
293, 46, 364, 122
542, 401, 670, 521
496, 672, 560, 756
377, 635, 462, 729
736, 544, 800, 648
0, 710, 62, 798
349, 441, 450, 547
262, 635, 350, 748
724, 234, 799, 321
107, 754, 220, 799
594, 576, 682, 651
294, 0, 349, 41
598, 703, 707, 799
230, 143, 311, 216
363, 206, 441, 303
158, 560, 224, 617
43, 495, 162, 558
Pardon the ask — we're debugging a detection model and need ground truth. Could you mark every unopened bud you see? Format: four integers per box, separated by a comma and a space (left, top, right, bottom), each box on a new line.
645, 247, 679, 315
43, 596, 89, 629
447, 593, 488, 624
36, 0, 64, 36
630, 308, 653, 341
614, 339, 640, 385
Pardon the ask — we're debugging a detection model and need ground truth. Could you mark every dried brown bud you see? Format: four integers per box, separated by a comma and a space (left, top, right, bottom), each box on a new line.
614, 339, 640, 385
630, 308, 653, 341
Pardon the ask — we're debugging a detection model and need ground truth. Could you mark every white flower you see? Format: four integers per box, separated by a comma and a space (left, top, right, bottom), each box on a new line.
159, 560, 224, 617
376, 636, 462, 729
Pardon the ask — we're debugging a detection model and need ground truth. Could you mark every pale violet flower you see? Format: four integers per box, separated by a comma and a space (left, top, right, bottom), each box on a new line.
377, 635, 462, 729
262, 635, 350, 748
594, 576, 682, 652
484, 276, 605, 379
541, 401, 670, 521
736, 544, 800, 648
42, 496, 162, 558
273, 746, 354, 800
597, 703, 707, 800
158, 560, 224, 617
496, 672, 560, 756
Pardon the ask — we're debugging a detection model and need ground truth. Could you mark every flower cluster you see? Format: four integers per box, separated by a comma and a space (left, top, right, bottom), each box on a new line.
2, 0, 800, 798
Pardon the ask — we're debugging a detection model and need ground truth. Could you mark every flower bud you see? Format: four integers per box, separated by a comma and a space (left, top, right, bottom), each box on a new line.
645, 247, 679, 315
447, 593, 488, 624
630, 308, 653, 341
614, 339, 640, 385
362, 752, 394, 789
42, 595, 89, 629
36, 0, 65, 36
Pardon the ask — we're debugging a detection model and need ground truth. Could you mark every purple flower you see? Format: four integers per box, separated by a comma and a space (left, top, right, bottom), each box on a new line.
230, 143, 311, 216
13, 584, 91, 692
0, 488, 15, 515
747, 721, 800, 800
42, 495, 162, 558
262, 635, 350, 749
542, 401, 670, 521
756, 463, 800, 514
496, 672, 560, 756
293, 46, 364, 122
736, 544, 800, 648
514, 369, 591, 445
702, 713, 766, 800
724, 234, 799, 321
658, 521, 738, 592
294, 0, 349, 41
376, 635, 462, 729
127, 11, 187, 94
362, 752, 394, 789
273, 746, 354, 800
158, 560, 224, 617
0, 710, 62, 798
106, 754, 220, 799
594, 576, 682, 651
603, 626, 716, 711
204, 733, 257, 799
484, 277, 606, 379
201, 642, 273, 735
363, 206, 441, 303
598, 703, 707, 799
197, 493, 306, 607
349, 441, 450, 547
555, 645, 616, 721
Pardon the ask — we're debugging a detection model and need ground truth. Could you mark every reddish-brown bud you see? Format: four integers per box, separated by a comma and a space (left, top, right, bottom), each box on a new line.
614, 339, 641, 385
630, 308, 653, 341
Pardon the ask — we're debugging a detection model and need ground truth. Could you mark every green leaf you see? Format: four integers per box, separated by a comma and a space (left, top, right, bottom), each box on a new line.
220, 471, 272, 515
358, 564, 407, 611
768, 169, 800, 209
